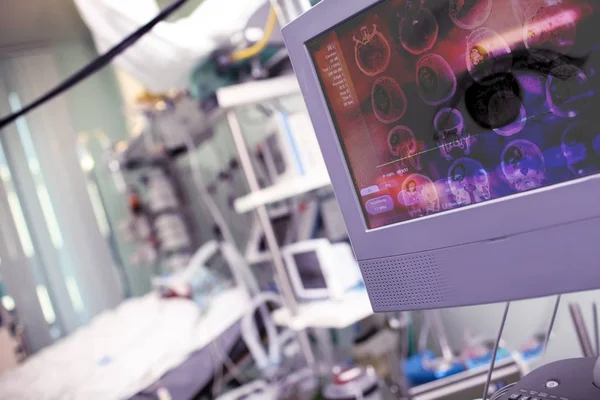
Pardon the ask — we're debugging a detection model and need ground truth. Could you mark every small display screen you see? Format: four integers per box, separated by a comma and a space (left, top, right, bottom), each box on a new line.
307, 0, 600, 229
293, 251, 328, 289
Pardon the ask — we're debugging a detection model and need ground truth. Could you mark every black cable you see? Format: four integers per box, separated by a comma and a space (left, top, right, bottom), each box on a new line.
0, 0, 190, 131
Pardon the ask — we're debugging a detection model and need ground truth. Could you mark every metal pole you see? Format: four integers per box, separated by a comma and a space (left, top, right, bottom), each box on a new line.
482, 302, 511, 400
226, 111, 315, 365
569, 303, 595, 357
542, 295, 561, 358
593, 302, 599, 356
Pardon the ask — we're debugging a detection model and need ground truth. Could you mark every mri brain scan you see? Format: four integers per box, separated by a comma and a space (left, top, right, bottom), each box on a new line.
546, 65, 591, 119
371, 77, 408, 124
399, 3, 439, 55
449, 0, 492, 29
353, 25, 391, 76
433, 108, 472, 160
388, 125, 422, 170
502, 140, 547, 192
399, 173, 440, 218
416, 54, 457, 105
448, 158, 491, 206
466, 28, 512, 82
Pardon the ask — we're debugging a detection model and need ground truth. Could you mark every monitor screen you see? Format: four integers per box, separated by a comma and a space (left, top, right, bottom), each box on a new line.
293, 251, 328, 289
307, 0, 600, 229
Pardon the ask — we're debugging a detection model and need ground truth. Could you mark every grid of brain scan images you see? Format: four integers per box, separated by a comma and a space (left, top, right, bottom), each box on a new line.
308, 0, 600, 229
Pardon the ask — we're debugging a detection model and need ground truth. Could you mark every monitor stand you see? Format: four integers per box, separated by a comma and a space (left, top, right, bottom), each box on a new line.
496, 357, 600, 399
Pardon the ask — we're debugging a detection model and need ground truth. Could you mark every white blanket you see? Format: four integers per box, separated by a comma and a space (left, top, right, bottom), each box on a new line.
0, 287, 249, 400
73, 0, 265, 92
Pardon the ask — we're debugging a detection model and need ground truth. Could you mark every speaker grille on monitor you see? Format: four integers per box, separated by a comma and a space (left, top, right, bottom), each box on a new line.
360, 254, 448, 311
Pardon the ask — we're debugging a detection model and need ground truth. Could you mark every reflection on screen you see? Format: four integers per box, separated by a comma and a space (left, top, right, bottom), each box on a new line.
293, 251, 327, 289
307, 0, 600, 229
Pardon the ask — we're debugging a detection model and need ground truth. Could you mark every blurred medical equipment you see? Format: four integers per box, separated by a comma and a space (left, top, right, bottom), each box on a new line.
284, 0, 600, 398
0, 301, 25, 373
282, 239, 362, 301
0, 287, 251, 399
152, 240, 258, 309
322, 365, 383, 400
74, 0, 313, 93
249, 110, 327, 184
405, 311, 464, 386
122, 164, 201, 271
245, 200, 320, 263
319, 193, 349, 242
216, 292, 318, 400
73, 0, 266, 92
245, 204, 295, 265
283, 0, 600, 310
215, 380, 278, 400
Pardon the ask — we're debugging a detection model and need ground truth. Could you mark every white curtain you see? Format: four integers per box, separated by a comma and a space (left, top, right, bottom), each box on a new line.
73, 0, 265, 93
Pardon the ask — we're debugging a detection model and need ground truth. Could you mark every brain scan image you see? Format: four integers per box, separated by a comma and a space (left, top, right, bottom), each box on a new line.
561, 121, 600, 176
433, 108, 472, 160
416, 54, 457, 105
546, 64, 591, 118
353, 25, 391, 76
489, 90, 527, 137
501, 140, 547, 192
523, 1, 577, 53
398, 3, 439, 55
399, 173, 440, 218
447, 158, 491, 206
466, 28, 512, 82
449, 0, 493, 29
371, 77, 408, 124
388, 125, 421, 170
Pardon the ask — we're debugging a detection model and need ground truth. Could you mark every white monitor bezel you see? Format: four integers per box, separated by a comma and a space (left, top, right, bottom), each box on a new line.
282, 0, 600, 262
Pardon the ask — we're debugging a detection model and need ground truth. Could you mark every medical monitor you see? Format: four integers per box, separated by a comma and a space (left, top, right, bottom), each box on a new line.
282, 239, 363, 300
283, 0, 600, 311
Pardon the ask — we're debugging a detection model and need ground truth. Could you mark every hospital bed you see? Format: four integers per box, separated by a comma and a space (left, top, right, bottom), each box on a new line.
0, 286, 251, 400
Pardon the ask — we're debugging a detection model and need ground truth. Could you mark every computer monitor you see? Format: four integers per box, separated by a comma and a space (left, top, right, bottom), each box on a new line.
282, 239, 362, 300
283, 0, 600, 311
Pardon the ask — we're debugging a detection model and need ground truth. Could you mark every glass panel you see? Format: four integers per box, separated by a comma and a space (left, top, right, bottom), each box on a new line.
307, 0, 600, 229
0, 136, 63, 338
0, 147, 35, 258
8, 93, 64, 250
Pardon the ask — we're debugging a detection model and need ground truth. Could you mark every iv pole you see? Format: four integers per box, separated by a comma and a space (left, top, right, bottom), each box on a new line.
227, 111, 316, 366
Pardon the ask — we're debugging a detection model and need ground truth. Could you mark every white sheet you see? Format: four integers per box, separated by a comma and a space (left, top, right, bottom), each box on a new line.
73, 0, 265, 93
0, 287, 250, 400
